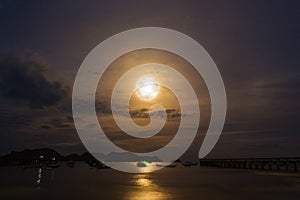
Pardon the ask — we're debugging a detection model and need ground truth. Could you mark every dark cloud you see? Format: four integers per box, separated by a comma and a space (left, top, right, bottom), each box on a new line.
40, 125, 51, 129
0, 54, 68, 109
96, 100, 111, 114
49, 118, 70, 128
130, 108, 181, 119
65, 115, 74, 122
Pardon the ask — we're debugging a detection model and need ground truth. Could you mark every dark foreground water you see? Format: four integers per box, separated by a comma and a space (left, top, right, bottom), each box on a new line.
1, 162, 300, 200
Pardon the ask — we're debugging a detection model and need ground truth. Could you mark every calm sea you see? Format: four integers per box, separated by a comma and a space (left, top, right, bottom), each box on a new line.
1, 162, 300, 200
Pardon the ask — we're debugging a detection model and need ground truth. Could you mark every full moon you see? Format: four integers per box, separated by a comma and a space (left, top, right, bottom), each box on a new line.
135, 77, 159, 101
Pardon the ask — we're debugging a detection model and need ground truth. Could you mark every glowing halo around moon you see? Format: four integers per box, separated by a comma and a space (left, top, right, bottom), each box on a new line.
135, 77, 160, 101
72, 27, 227, 173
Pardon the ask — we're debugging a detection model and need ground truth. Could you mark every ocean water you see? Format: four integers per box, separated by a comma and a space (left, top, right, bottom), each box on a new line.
0, 162, 300, 200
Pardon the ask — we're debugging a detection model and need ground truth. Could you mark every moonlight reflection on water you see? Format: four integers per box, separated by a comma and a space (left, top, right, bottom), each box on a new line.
129, 174, 171, 200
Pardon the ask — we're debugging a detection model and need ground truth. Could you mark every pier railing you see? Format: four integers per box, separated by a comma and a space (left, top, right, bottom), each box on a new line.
199, 157, 300, 172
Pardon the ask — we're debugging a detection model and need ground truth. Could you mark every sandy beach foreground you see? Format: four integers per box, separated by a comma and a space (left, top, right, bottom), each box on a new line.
0, 162, 300, 200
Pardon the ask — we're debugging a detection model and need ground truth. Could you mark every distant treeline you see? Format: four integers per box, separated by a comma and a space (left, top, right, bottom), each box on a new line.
0, 148, 96, 166
0, 148, 162, 166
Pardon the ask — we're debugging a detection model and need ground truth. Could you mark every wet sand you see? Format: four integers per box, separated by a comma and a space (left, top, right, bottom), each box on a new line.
0, 163, 300, 200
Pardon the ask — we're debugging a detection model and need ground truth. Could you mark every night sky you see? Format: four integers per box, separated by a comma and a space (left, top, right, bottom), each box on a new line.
0, 0, 299, 158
